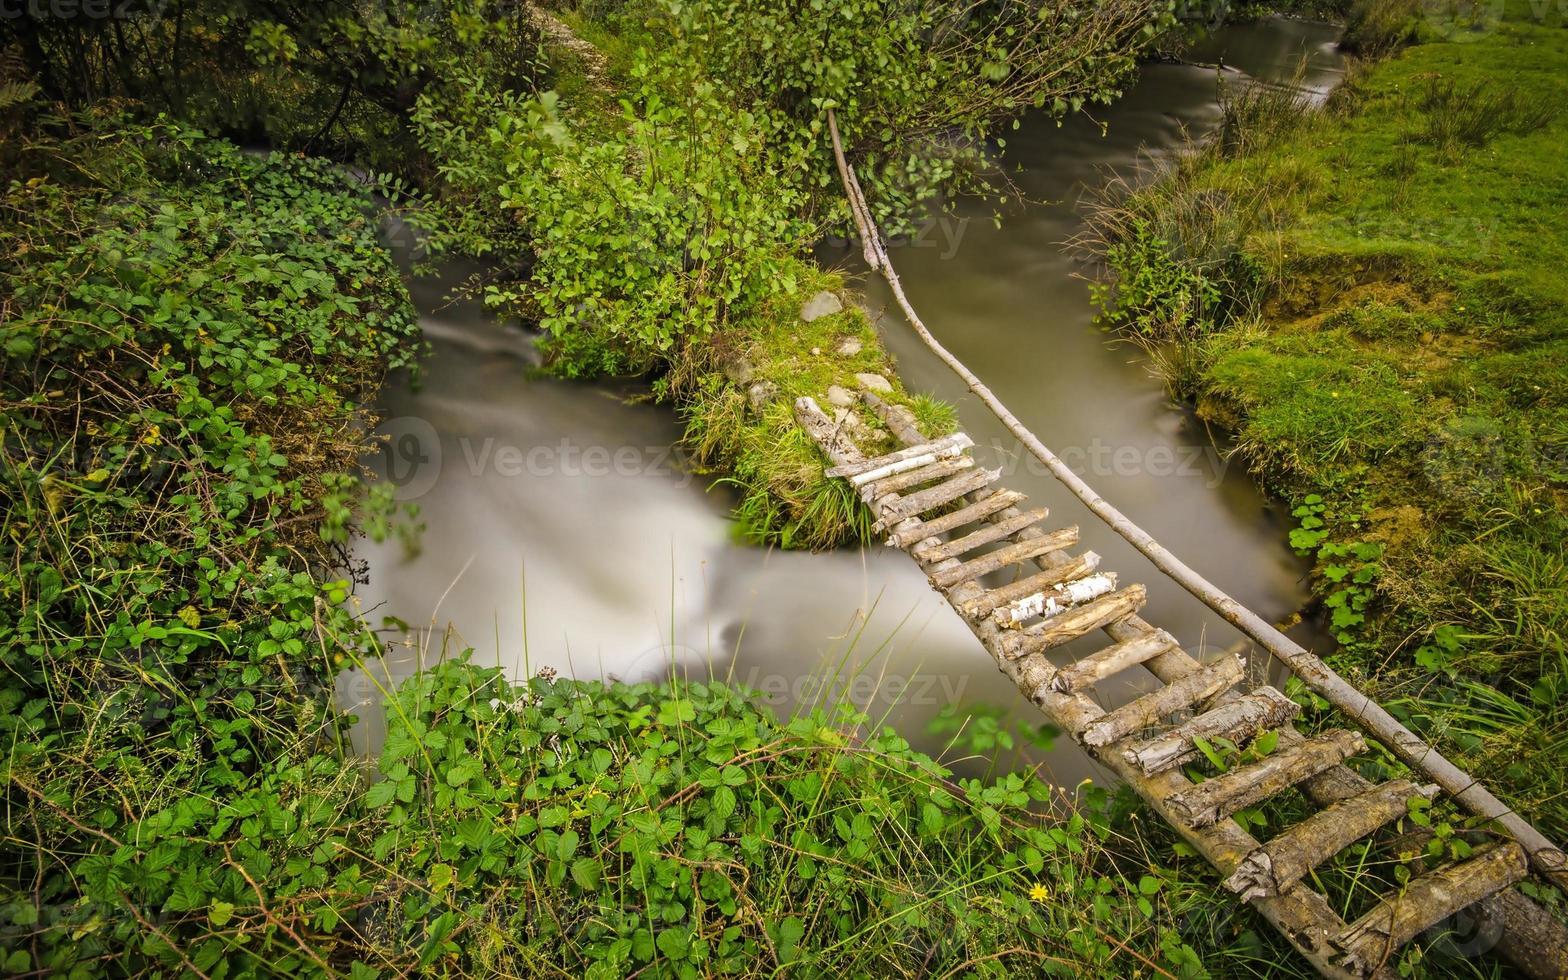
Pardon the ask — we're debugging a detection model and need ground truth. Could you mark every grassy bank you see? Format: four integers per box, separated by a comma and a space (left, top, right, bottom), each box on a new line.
1085, 0, 1568, 839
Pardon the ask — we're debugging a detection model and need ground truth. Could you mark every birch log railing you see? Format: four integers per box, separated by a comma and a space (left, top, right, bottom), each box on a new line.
800, 108, 1568, 979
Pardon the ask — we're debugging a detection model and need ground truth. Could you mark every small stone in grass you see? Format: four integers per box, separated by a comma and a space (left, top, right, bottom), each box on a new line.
826, 385, 856, 408
855, 372, 893, 393
836, 337, 863, 357
800, 290, 844, 323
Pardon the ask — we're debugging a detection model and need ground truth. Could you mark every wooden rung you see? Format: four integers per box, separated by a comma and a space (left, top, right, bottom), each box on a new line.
994, 572, 1119, 627
865, 457, 974, 497
1334, 843, 1529, 976
886, 490, 1026, 549
954, 552, 1101, 619
1051, 629, 1180, 694
1167, 729, 1366, 829
912, 508, 1049, 563
999, 584, 1148, 660
1079, 652, 1243, 748
876, 468, 998, 526
1226, 780, 1440, 900
1122, 686, 1301, 775
930, 527, 1079, 589
825, 433, 973, 480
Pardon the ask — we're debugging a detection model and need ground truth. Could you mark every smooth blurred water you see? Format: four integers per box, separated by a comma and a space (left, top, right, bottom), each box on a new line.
345, 17, 1345, 784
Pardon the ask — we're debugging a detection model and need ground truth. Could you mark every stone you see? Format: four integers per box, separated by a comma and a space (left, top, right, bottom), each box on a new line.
833, 407, 873, 441
720, 353, 755, 385
799, 290, 843, 323
747, 381, 777, 410
835, 337, 863, 357
826, 385, 856, 409
854, 372, 893, 393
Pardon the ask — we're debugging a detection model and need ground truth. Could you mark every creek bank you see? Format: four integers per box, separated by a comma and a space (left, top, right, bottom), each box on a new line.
1085, 1, 1568, 839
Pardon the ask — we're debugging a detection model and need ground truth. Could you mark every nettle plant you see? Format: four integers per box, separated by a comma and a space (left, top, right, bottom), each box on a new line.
1290, 495, 1383, 644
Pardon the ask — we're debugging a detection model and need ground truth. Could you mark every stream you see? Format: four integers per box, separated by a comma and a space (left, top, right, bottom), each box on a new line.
344, 16, 1347, 785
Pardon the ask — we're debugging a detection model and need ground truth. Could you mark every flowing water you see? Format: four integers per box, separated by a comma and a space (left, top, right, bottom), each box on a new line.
345, 17, 1346, 784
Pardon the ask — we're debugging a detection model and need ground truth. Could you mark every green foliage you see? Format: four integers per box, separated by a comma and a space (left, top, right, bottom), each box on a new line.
1, 0, 547, 171
416, 57, 813, 377
336, 660, 1208, 976
0, 118, 420, 974
663, 0, 1173, 233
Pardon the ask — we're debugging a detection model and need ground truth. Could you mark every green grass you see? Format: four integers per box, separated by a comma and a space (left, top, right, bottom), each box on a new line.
1085, 0, 1568, 841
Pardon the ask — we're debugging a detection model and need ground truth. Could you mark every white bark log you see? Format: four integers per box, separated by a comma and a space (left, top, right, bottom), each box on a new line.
953, 552, 1101, 619
995, 572, 1119, 627
824, 432, 972, 479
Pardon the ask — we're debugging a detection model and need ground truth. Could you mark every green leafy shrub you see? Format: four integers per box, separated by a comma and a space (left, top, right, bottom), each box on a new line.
416, 58, 813, 377
0, 118, 420, 974
664, 0, 1172, 232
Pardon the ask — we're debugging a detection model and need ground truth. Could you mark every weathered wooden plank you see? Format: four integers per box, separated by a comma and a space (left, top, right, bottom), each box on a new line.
866, 456, 974, 497
1123, 686, 1301, 775
1079, 652, 1244, 748
930, 527, 1080, 589
886, 490, 1027, 549
994, 572, 1118, 627
824, 433, 973, 479
875, 467, 997, 525
1051, 629, 1181, 694
1169, 729, 1366, 829
912, 508, 1049, 563
953, 552, 1101, 619
1334, 844, 1529, 977
1226, 781, 1439, 900
999, 585, 1147, 660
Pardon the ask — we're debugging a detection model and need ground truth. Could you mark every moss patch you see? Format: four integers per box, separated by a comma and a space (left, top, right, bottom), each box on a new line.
680, 260, 955, 550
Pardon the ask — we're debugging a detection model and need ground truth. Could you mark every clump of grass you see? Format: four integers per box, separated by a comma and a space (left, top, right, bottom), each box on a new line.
1341, 0, 1422, 57
1215, 64, 1320, 158
1412, 74, 1558, 152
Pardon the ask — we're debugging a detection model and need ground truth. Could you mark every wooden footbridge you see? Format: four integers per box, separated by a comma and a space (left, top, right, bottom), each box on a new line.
804, 110, 1568, 979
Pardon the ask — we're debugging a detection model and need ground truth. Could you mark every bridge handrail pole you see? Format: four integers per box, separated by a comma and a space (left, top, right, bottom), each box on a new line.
824, 108, 1568, 889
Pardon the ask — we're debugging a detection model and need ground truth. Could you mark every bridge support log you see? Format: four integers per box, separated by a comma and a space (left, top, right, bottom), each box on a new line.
1333, 844, 1528, 977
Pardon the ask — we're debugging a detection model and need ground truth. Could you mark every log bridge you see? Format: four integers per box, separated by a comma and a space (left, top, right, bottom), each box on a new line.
794, 110, 1568, 979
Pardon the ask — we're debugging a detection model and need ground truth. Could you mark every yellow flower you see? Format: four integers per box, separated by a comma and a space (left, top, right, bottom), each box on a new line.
1029, 883, 1050, 902
141, 424, 161, 446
